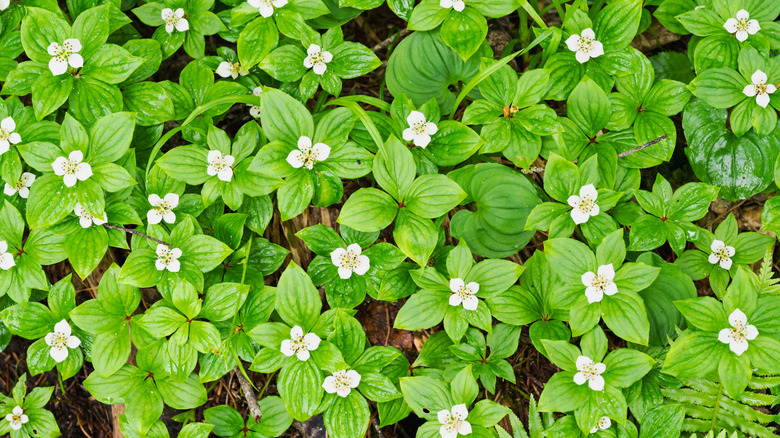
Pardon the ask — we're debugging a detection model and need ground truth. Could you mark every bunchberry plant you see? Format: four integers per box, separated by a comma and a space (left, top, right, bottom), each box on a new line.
1, 0, 780, 436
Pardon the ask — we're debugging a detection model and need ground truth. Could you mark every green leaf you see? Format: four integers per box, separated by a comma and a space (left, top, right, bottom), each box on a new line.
323, 391, 371, 438
688, 68, 748, 108
393, 289, 449, 330
440, 9, 488, 61
278, 359, 323, 421
602, 348, 653, 388
260, 87, 314, 145
567, 76, 610, 138
338, 188, 399, 232
238, 17, 278, 69
683, 98, 780, 201
602, 292, 650, 345
399, 375, 453, 420
394, 210, 438, 267
275, 263, 322, 330
404, 174, 466, 218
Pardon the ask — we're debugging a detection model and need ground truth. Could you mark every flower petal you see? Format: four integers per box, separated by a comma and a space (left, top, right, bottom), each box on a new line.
581, 28, 595, 39
303, 332, 320, 350
54, 320, 71, 337
449, 278, 465, 293
449, 293, 462, 307
743, 84, 758, 97
280, 339, 294, 356
50, 346, 69, 363
728, 309, 747, 327
576, 356, 592, 371
323, 376, 337, 393
451, 404, 468, 419
585, 287, 603, 303
730, 338, 749, 356
311, 143, 331, 161
724, 18, 738, 33
437, 410, 450, 424
570, 207, 590, 224
290, 325, 304, 339
756, 93, 770, 108
735, 9, 749, 20
1, 117, 15, 132
588, 375, 605, 391
597, 264, 615, 280
581, 271, 597, 286
565, 34, 580, 52
751, 70, 767, 85
462, 295, 479, 311
573, 372, 587, 385
354, 255, 370, 275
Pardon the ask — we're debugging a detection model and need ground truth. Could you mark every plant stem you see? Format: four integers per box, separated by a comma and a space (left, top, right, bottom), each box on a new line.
616, 134, 668, 157
102, 224, 173, 248
233, 367, 263, 423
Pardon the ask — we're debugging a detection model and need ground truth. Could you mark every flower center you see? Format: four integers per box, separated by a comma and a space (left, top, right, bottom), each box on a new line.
298, 144, 321, 168
210, 156, 231, 172
338, 250, 360, 269
502, 105, 519, 118
577, 196, 596, 213
455, 285, 472, 301
443, 415, 464, 433
0, 128, 10, 141
309, 51, 325, 65
412, 121, 428, 135
159, 249, 175, 266
756, 82, 768, 95
165, 14, 181, 26
289, 336, 308, 353
54, 43, 73, 62
590, 275, 609, 291
736, 17, 750, 32
60, 158, 80, 175
77, 209, 93, 221
578, 36, 593, 52
12, 179, 25, 190
714, 247, 730, 262
332, 373, 354, 392
727, 322, 748, 341
51, 332, 69, 349
155, 201, 172, 215
580, 362, 601, 380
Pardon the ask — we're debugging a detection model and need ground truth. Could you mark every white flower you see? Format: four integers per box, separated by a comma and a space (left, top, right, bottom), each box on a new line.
280, 325, 320, 361
448, 278, 479, 311
5, 406, 28, 431
708, 239, 735, 270
0, 0, 10, 11
286, 136, 330, 170
439, 0, 465, 12
724, 9, 760, 42
573, 355, 606, 391
0, 117, 21, 155
3, 172, 35, 199
330, 243, 370, 279
581, 264, 617, 304
147, 193, 179, 225
47, 39, 83, 75
247, 0, 287, 17
44, 320, 81, 363
718, 309, 758, 356
216, 61, 248, 79
0, 240, 14, 270
74, 202, 107, 229
52, 150, 92, 188
323, 369, 361, 397
402, 111, 438, 148
206, 150, 235, 182
590, 416, 611, 434
249, 87, 262, 118
161, 8, 189, 34
743, 70, 776, 108
565, 28, 604, 63
437, 404, 472, 438
303, 44, 332, 76
155, 244, 182, 272
567, 184, 599, 224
